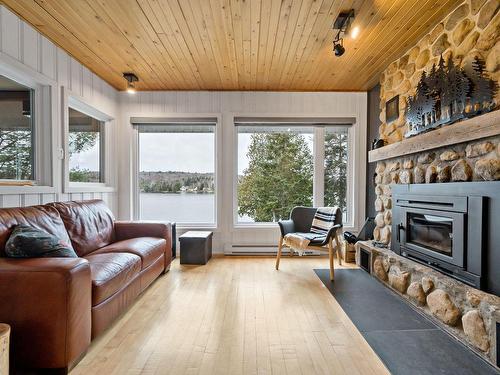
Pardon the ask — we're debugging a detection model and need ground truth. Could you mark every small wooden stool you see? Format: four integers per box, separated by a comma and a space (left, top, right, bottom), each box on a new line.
0, 324, 10, 375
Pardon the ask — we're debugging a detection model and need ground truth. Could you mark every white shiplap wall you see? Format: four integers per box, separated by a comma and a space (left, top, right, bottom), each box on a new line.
118, 91, 367, 252
0, 6, 119, 213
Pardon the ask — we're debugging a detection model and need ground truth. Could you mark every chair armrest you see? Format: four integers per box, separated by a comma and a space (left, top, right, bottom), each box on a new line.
114, 221, 172, 269
325, 224, 343, 243
278, 219, 295, 237
0, 258, 91, 369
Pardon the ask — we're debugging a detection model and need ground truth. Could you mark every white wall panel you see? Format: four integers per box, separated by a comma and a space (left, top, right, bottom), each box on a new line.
0, 6, 118, 214
21, 23, 38, 71
1, 7, 19, 59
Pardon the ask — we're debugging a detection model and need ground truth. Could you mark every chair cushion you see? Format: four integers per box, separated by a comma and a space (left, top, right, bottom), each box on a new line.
48, 200, 115, 257
93, 237, 165, 270
5, 225, 77, 258
0, 205, 72, 257
84, 252, 141, 306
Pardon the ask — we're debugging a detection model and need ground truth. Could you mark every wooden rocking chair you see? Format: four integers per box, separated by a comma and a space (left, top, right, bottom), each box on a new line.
275, 206, 343, 281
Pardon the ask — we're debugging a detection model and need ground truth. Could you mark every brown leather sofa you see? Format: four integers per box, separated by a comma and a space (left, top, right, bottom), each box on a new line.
0, 200, 172, 373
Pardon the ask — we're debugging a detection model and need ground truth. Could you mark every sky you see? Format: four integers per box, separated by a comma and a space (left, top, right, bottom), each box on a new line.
73, 132, 313, 174
69, 142, 100, 171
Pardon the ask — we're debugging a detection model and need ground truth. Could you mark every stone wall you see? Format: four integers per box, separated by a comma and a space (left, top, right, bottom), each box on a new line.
358, 242, 500, 366
379, 0, 500, 144
373, 0, 500, 245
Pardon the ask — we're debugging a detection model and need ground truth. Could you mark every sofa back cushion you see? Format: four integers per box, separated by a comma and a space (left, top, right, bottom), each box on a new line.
0, 205, 73, 257
48, 200, 115, 256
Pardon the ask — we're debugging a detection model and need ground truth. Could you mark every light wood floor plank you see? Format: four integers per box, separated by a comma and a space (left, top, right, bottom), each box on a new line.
71, 256, 389, 375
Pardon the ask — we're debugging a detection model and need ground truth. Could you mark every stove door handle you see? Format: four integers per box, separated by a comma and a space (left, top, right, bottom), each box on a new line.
397, 223, 405, 242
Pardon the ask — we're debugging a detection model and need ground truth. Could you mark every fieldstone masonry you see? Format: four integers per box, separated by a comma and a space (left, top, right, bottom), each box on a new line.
378, 0, 499, 144
367, 0, 500, 368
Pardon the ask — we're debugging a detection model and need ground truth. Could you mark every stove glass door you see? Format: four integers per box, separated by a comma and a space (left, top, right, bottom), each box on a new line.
407, 213, 453, 256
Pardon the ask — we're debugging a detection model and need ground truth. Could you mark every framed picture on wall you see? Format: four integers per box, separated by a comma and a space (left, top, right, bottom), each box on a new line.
386, 95, 399, 123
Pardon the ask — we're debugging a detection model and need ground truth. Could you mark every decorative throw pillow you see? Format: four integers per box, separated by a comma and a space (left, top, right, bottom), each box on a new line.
5, 224, 77, 258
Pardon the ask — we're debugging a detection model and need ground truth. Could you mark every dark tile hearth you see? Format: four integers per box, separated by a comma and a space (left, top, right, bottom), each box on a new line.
315, 269, 499, 375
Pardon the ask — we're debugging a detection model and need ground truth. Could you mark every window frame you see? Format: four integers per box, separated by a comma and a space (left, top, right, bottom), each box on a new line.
231, 114, 360, 231
0, 53, 57, 194
131, 114, 222, 229
62, 87, 114, 193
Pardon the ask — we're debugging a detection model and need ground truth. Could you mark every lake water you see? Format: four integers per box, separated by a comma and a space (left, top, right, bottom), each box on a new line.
140, 192, 216, 223
140, 192, 254, 223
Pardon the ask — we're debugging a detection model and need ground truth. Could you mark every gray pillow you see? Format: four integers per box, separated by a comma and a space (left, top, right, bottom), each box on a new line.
5, 224, 77, 258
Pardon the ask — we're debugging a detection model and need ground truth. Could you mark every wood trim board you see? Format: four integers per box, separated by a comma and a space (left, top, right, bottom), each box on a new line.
368, 110, 500, 162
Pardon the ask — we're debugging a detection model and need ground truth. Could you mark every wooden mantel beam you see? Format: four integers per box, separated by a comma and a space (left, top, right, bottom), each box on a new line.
368, 110, 500, 163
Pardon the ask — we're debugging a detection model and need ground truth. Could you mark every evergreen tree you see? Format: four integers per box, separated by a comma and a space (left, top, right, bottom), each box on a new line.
238, 132, 313, 222
469, 57, 497, 112
324, 132, 347, 210
0, 129, 32, 180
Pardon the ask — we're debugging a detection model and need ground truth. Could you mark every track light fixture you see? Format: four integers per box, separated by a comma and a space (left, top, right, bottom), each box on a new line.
333, 40, 345, 57
123, 72, 138, 94
332, 9, 356, 57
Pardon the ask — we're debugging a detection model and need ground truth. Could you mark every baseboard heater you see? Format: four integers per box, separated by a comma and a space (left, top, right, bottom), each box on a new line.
224, 245, 321, 256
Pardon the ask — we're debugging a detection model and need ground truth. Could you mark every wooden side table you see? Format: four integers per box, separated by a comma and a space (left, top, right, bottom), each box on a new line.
0, 324, 10, 375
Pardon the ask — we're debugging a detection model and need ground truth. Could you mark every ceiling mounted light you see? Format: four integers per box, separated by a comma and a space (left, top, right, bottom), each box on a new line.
123, 72, 138, 94
350, 26, 360, 39
332, 9, 356, 57
333, 41, 345, 57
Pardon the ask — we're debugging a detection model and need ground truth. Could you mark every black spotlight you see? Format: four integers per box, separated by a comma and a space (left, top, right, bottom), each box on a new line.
332, 9, 355, 57
334, 42, 345, 57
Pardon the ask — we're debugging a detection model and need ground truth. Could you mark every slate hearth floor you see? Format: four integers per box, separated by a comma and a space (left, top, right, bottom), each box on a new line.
315, 268, 499, 375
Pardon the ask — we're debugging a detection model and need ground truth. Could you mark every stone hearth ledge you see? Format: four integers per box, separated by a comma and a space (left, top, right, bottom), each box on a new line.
355, 240, 500, 368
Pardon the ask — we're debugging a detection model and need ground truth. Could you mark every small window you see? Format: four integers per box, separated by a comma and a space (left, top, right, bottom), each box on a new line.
68, 108, 104, 183
0, 75, 35, 181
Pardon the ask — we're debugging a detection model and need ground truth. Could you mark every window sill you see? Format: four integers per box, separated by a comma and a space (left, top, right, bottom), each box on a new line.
176, 224, 217, 231
64, 183, 116, 193
233, 223, 279, 230
0, 184, 57, 195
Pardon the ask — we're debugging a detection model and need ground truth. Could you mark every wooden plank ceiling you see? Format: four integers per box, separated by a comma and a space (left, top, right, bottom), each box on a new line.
2, 0, 462, 91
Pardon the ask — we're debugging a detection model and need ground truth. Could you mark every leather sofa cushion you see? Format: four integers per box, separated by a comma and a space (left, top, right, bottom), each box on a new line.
84, 252, 141, 306
49, 200, 115, 257
0, 205, 73, 257
93, 237, 166, 270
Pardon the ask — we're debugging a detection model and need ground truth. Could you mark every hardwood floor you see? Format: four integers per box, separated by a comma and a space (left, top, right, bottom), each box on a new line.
71, 256, 389, 375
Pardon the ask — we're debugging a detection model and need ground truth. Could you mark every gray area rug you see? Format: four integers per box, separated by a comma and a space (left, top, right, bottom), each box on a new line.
314, 268, 499, 375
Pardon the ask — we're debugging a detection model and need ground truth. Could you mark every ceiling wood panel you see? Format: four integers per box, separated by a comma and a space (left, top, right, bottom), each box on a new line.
1, 0, 463, 91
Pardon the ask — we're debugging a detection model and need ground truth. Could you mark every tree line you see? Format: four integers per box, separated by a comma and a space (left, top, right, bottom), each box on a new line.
139, 171, 214, 193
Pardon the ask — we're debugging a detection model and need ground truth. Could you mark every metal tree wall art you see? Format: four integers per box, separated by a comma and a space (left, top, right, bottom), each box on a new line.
404, 56, 498, 138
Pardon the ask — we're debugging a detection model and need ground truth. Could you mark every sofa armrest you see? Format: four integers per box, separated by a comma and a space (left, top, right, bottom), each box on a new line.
0, 258, 91, 370
114, 221, 172, 269
278, 219, 295, 237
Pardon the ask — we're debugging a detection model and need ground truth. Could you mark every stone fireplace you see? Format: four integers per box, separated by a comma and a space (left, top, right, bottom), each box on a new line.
364, 0, 500, 368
